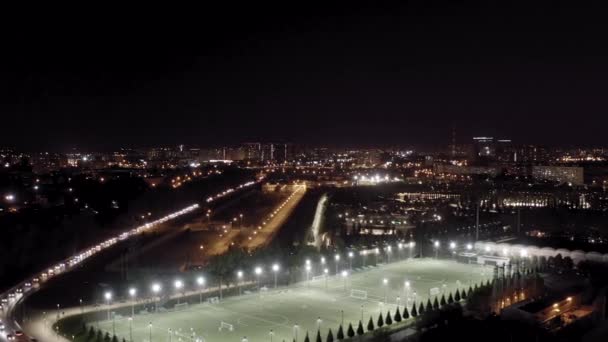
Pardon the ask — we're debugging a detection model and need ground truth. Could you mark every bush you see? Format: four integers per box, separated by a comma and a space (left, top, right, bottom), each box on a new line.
367, 316, 375, 331
394, 307, 402, 322
357, 321, 364, 335
326, 329, 334, 342
377, 313, 384, 327
336, 325, 344, 340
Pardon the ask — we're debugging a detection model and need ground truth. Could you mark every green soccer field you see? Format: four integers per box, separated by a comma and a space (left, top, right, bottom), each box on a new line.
95, 259, 492, 342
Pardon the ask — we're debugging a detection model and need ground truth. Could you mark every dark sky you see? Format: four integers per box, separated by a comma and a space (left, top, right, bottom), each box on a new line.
2, 2, 608, 151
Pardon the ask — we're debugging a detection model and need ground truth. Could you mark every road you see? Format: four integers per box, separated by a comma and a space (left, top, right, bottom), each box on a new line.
0, 179, 262, 342
241, 184, 306, 250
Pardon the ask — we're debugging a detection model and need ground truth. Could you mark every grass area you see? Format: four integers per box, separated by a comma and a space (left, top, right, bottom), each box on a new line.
78, 259, 491, 342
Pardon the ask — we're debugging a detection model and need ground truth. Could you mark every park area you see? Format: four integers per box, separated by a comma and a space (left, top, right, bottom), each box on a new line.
92, 258, 492, 342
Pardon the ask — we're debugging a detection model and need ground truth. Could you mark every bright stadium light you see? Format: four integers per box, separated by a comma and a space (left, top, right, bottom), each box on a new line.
434, 241, 440, 248
104, 291, 112, 301
335, 254, 340, 261
466, 243, 472, 250
272, 263, 280, 272
197, 276, 205, 286
129, 288, 137, 297
409, 241, 415, 248
151, 283, 161, 294
449, 242, 456, 249
320, 257, 326, 265
174, 280, 183, 289
255, 266, 262, 275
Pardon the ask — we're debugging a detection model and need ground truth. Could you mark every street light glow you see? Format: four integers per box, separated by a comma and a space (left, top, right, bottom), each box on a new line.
104, 291, 112, 301
174, 280, 183, 289
255, 266, 262, 275
197, 276, 205, 285
151, 283, 161, 294
129, 288, 136, 297
272, 263, 280, 272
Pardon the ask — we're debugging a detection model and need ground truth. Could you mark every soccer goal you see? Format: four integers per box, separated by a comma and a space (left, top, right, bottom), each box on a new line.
350, 289, 368, 300
312, 275, 326, 282
174, 302, 189, 311
207, 296, 220, 304
219, 321, 234, 332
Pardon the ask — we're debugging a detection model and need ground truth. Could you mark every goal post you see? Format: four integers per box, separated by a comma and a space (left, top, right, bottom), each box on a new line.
174, 302, 189, 311
350, 289, 368, 300
219, 321, 234, 332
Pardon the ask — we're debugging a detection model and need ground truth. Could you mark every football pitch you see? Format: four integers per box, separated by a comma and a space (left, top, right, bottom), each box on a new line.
95, 259, 492, 342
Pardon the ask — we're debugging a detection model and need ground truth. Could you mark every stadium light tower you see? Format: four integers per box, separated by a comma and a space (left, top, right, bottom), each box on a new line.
305, 264, 312, 287
466, 243, 473, 251
196, 276, 206, 304
151, 283, 161, 312
255, 266, 263, 291
174, 280, 184, 305
434, 240, 440, 259
128, 287, 137, 317
334, 254, 340, 274
237, 271, 243, 296
341, 270, 348, 291
104, 291, 112, 321
272, 263, 280, 288
382, 278, 389, 303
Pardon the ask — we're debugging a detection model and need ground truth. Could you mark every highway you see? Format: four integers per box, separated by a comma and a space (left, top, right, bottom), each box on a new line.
0, 179, 261, 342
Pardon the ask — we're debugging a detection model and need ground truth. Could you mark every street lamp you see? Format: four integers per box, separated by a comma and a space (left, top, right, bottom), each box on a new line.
348, 251, 354, 270
129, 288, 137, 317
237, 271, 243, 295
272, 264, 280, 288
404, 281, 411, 306
320, 256, 326, 265
324, 268, 329, 289
148, 322, 153, 342
197, 276, 206, 304
128, 317, 133, 342
174, 280, 183, 305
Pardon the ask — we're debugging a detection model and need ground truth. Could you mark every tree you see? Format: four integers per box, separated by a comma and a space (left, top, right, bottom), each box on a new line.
455, 289, 461, 301
377, 313, 384, 327
433, 297, 440, 310
448, 293, 454, 304
112, 336, 118, 342
467, 286, 473, 298
104, 332, 111, 342
425, 299, 433, 312
403, 306, 410, 319
385, 311, 393, 325
418, 302, 425, 315
367, 316, 375, 331
394, 307, 402, 322
347, 323, 355, 338
304, 332, 310, 342
411, 303, 418, 317
96, 330, 103, 342
327, 329, 334, 342
122, 339, 126, 342
440, 294, 447, 306
337, 325, 344, 340
316, 330, 322, 342
88, 327, 95, 341
356, 321, 364, 335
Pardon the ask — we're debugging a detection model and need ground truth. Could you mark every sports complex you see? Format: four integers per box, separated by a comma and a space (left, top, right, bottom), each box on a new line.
91, 258, 492, 342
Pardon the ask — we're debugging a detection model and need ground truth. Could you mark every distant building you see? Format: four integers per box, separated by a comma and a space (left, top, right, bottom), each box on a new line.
532, 166, 584, 185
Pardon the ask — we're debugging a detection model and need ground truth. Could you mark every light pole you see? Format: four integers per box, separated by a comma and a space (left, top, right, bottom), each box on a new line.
335, 254, 340, 274
409, 241, 415, 259
272, 264, 280, 289
293, 324, 299, 342
79, 299, 83, 315
128, 317, 133, 342
305, 264, 311, 287
382, 278, 388, 303
255, 267, 262, 292
324, 268, 329, 289
434, 241, 440, 259
174, 280, 183, 305
316, 317, 322, 331
404, 281, 411, 307
348, 251, 354, 270
239, 213, 243, 228
129, 288, 137, 317
269, 329, 274, 342
197, 276, 205, 304
386, 246, 392, 263
237, 271, 243, 295
148, 322, 153, 342
360, 305, 364, 322
449, 242, 456, 258
151, 283, 161, 312
104, 291, 112, 321
341, 270, 348, 291
168, 328, 172, 342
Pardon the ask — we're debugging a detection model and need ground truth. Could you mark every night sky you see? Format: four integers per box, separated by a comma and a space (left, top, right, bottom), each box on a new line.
2, 2, 608, 150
